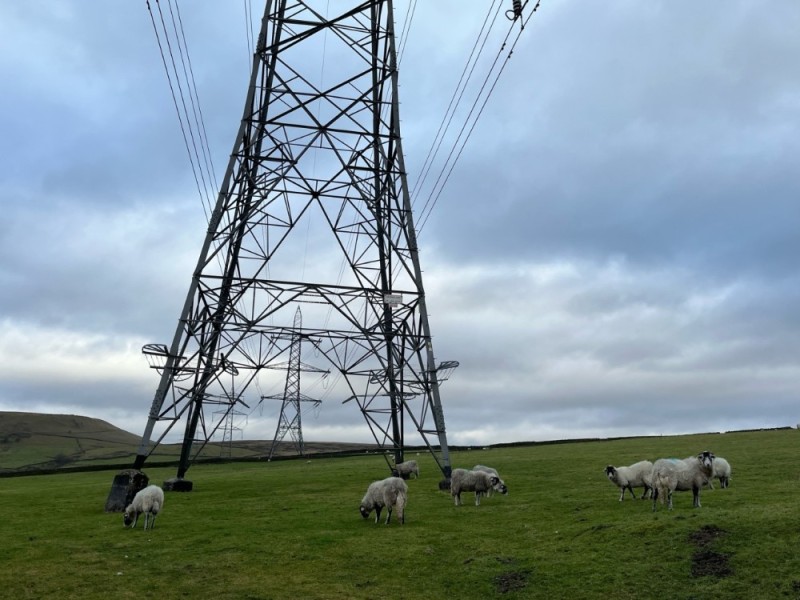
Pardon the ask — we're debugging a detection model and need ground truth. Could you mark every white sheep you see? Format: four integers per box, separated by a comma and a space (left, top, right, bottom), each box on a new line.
651, 451, 715, 511
604, 461, 653, 501
359, 476, 408, 524
707, 456, 732, 489
123, 485, 165, 530
472, 465, 506, 498
451, 468, 508, 506
392, 460, 419, 480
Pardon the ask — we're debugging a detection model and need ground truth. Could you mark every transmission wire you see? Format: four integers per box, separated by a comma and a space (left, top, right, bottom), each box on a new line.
146, 0, 210, 216
417, 0, 541, 233
153, 0, 216, 216
171, 0, 220, 194
409, 0, 502, 206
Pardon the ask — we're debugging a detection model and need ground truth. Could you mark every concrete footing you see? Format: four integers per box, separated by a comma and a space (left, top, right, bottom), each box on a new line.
104, 469, 149, 512
163, 477, 193, 492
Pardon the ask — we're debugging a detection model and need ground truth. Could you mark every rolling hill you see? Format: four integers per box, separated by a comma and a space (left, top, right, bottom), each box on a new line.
0, 411, 376, 474
0, 411, 141, 472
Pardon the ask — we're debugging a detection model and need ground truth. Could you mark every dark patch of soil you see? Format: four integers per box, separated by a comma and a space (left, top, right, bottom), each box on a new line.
494, 569, 532, 594
688, 524, 726, 546
691, 549, 733, 578
689, 525, 732, 578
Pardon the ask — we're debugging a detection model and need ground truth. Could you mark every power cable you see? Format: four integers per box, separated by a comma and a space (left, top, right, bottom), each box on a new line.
416, 0, 541, 233
171, 0, 220, 195
146, 0, 210, 215
409, 0, 502, 206
153, 0, 216, 215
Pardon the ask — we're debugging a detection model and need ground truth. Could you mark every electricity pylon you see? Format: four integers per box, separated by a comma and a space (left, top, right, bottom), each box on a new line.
132, 0, 457, 488
262, 307, 326, 459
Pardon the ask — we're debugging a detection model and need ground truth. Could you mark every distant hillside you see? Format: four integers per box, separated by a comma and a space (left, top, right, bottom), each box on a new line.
0, 411, 378, 475
0, 412, 141, 473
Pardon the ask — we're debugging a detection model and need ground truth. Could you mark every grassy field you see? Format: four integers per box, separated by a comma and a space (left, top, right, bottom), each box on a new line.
1, 428, 799, 599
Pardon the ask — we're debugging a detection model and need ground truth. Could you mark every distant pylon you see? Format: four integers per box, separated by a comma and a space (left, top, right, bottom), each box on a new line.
214, 407, 246, 458
132, 0, 458, 485
262, 307, 326, 459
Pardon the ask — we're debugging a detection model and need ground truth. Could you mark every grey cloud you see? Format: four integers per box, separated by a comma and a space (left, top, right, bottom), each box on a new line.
0, 1, 797, 446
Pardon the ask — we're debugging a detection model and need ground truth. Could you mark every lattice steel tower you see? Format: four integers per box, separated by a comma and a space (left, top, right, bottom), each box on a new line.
132, 0, 457, 487
262, 307, 327, 460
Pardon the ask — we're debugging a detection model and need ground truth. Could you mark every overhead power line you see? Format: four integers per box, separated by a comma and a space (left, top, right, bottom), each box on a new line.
412, 0, 542, 234
146, 0, 218, 220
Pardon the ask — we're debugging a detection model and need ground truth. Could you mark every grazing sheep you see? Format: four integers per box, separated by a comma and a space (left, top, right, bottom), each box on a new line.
472, 465, 506, 498
707, 456, 732, 489
359, 477, 408, 524
123, 485, 164, 530
651, 451, 715, 511
392, 460, 419, 480
451, 468, 508, 506
604, 461, 653, 501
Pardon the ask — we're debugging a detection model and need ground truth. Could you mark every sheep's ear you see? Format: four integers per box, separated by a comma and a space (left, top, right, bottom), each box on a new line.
490, 476, 499, 485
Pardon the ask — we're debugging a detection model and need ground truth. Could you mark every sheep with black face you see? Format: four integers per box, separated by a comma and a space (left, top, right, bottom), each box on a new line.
359, 476, 408, 524
123, 485, 164, 530
604, 461, 653, 501
451, 468, 508, 506
651, 451, 715, 511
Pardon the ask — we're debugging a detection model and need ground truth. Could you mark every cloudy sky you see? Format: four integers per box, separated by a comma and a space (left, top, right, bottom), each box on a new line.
1, 1, 798, 448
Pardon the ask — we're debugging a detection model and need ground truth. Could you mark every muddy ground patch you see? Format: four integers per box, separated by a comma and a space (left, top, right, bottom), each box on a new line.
689, 524, 733, 578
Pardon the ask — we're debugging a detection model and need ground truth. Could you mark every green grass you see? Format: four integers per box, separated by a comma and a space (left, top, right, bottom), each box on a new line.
1, 429, 799, 599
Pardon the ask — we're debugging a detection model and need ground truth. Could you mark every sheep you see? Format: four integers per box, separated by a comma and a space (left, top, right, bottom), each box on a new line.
359, 476, 408, 524
472, 465, 506, 498
604, 461, 653, 501
451, 468, 508, 506
707, 456, 732, 489
392, 460, 419, 480
651, 451, 715, 511
123, 485, 164, 530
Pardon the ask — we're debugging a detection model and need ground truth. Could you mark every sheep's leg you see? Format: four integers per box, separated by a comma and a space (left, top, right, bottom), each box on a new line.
667, 491, 673, 510
474, 491, 481, 506
374, 507, 382, 524
453, 492, 460, 506
132, 512, 139, 528
385, 507, 392, 525
618, 487, 624, 502
692, 485, 701, 508
651, 488, 659, 512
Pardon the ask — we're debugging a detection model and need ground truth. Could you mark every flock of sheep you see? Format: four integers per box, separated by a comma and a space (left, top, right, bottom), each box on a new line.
119, 459, 511, 531
605, 451, 732, 511
358, 460, 510, 525
119, 449, 732, 531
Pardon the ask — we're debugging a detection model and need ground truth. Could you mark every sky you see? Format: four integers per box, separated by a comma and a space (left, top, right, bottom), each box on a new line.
1, 1, 798, 449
